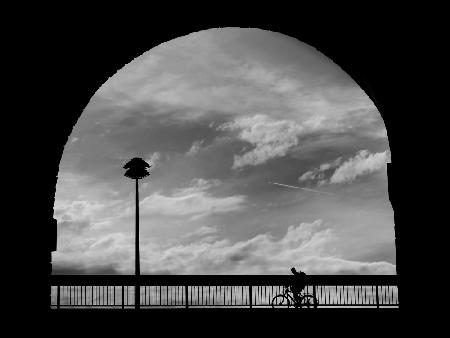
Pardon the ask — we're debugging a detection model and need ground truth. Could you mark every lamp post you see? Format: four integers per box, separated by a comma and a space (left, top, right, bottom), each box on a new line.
123, 157, 150, 309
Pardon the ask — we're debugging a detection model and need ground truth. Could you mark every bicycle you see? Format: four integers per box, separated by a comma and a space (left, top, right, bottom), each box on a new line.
271, 285, 318, 308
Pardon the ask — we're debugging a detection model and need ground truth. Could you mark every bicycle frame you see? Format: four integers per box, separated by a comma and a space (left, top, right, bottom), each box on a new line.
282, 286, 315, 308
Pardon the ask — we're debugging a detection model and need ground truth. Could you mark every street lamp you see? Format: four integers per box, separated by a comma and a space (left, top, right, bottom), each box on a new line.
123, 157, 150, 309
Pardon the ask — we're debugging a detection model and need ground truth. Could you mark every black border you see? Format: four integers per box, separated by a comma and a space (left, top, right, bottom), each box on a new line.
18, 18, 418, 329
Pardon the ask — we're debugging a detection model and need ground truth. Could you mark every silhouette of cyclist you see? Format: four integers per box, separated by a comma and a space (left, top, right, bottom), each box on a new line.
290, 267, 306, 306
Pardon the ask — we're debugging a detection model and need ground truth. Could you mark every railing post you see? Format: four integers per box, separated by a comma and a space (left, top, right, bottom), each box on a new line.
185, 285, 189, 309
57, 285, 60, 309
135, 282, 140, 310
122, 285, 125, 309
249, 285, 252, 309
375, 285, 380, 308
312, 284, 317, 309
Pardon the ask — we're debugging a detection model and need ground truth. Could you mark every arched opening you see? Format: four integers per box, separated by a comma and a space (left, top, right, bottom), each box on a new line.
37, 26, 404, 312
52, 28, 396, 277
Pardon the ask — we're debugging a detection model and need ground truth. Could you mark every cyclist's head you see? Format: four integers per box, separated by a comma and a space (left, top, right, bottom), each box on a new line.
291, 267, 296, 274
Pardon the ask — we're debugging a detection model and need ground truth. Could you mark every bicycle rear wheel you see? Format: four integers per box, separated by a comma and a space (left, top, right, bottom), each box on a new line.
271, 295, 290, 308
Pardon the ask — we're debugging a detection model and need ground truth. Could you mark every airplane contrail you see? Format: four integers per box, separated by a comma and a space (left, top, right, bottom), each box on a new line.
268, 181, 338, 196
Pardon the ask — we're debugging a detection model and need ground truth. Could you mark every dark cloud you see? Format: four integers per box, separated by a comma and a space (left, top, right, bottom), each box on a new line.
58, 219, 91, 234
347, 242, 396, 264
52, 263, 121, 275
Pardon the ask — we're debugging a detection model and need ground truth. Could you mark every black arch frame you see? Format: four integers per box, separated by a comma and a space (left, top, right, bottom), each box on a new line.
24, 23, 414, 320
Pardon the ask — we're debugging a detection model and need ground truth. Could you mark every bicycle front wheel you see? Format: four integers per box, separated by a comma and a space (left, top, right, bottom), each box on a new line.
299, 295, 318, 308
271, 295, 290, 308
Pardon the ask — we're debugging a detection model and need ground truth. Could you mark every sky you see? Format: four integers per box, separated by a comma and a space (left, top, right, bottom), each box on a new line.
53, 28, 395, 275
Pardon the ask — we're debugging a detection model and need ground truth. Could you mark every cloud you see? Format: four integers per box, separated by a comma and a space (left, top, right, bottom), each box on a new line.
180, 226, 220, 244
183, 225, 219, 238
52, 263, 121, 275
299, 150, 389, 185
57, 219, 91, 235
185, 139, 205, 156
299, 157, 343, 183
145, 152, 161, 167
138, 178, 246, 220
53, 219, 396, 275
329, 150, 390, 184
54, 199, 126, 234
218, 114, 303, 169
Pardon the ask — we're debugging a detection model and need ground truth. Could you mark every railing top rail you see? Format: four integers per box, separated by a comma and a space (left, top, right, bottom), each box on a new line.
50, 274, 398, 286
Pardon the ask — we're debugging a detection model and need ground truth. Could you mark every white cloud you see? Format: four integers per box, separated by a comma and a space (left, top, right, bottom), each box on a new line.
53, 219, 396, 275
186, 139, 204, 156
299, 150, 389, 185
145, 152, 161, 168
218, 114, 303, 169
329, 150, 390, 184
299, 157, 342, 183
299, 170, 317, 182
54, 199, 126, 233
138, 178, 246, 220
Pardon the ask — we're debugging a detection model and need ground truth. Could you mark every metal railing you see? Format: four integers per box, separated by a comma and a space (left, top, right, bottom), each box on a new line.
50, 275, 398, 309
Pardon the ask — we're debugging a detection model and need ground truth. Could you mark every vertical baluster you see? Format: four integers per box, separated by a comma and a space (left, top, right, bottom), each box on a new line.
121, 285, 124, 309
149, 286, 152, 307
264, 285, 266, 307
271, 285, 274, 306
352, 285, 355, 305
56, 285, 60, 309
249, 285, 252, 309
345, 286, 348, 305
338, 285, 341, 306
313, 283, 317, 308
344, 285, 347, 306
231, 285, 234, 306
375, 285, 379, 308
